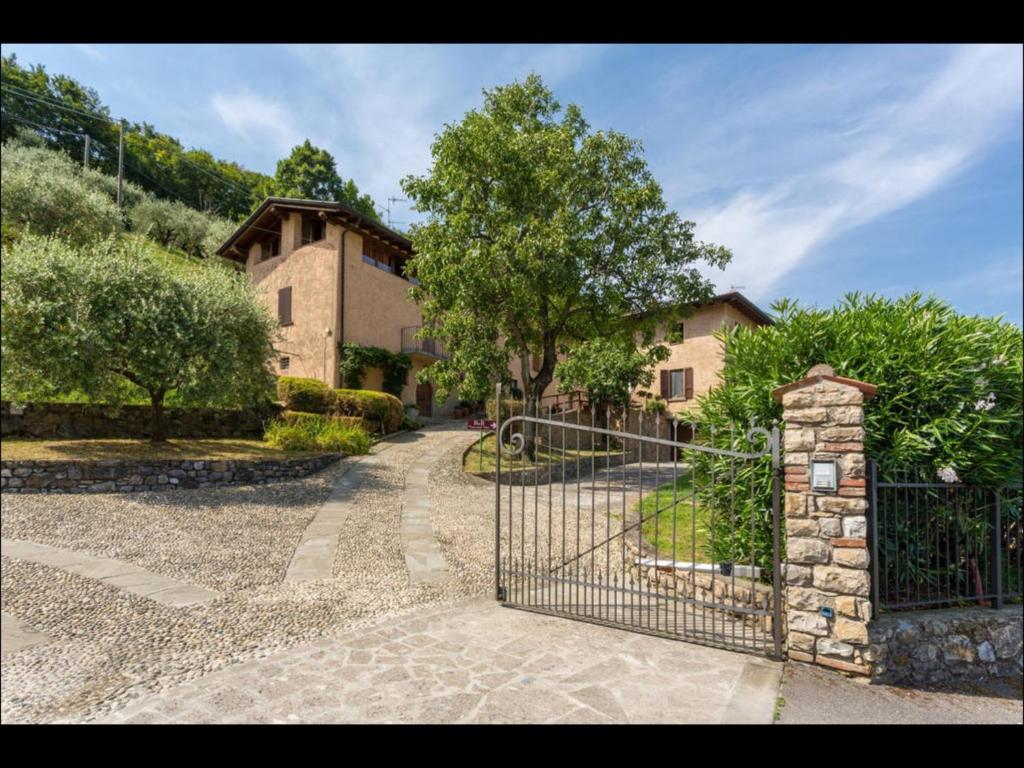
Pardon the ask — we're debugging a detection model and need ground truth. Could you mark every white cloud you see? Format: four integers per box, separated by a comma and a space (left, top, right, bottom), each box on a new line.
689, 44, 1023, 298
210, 90, 303, 155
280, 44, 609, 221
72, 44, 107, 62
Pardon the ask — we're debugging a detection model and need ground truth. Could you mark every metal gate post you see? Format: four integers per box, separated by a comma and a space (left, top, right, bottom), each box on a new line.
992, 489, 1003, 610
770, 424, 783, 659
495, 381, 504, 601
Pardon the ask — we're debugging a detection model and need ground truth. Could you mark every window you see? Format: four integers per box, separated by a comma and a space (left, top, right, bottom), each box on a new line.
670, 370, 685, 399
260, 235, 280, 262
301, 217, 325, 244
278, 286, 292, 326
660, 367, 694, 401
279, 356, 290, 371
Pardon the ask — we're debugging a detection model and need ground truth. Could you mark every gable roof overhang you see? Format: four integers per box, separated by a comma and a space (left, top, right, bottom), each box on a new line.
216, 197, 414, 262
711, 291, 774, 326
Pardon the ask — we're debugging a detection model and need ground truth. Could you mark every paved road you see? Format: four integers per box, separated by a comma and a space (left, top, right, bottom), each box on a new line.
95, 597, 782, 724
777, 661, 1023, 724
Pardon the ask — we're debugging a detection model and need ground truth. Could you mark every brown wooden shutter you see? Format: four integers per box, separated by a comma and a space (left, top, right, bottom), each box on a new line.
278, 286, 292, 325
684, 368, 694, 400
660, 370, 669, 399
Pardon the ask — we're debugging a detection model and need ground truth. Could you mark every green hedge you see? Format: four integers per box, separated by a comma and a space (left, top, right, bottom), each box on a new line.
334, 389, 404, 433
277, 376, 336, 413
485, 397, 524, 421
275, 377, 403, 433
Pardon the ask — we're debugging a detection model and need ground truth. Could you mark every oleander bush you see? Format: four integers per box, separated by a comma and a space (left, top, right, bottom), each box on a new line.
683, 292, 1023, 576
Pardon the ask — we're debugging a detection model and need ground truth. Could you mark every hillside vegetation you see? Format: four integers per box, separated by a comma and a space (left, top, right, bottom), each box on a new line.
2, 54, 379, 221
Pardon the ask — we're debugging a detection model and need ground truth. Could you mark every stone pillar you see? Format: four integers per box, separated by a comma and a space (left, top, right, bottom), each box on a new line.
772, 364, 878, 675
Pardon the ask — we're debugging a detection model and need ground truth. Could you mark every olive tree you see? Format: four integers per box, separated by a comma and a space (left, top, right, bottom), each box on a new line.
402, 75, 730, 456
1, 235, 278, 440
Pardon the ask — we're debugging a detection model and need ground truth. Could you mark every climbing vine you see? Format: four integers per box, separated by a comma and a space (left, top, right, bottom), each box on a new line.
338, 342, 412, 398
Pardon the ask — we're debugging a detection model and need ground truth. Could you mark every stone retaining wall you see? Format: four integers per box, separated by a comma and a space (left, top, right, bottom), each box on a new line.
626, 538, 776, 633
1, 401, 282, 440
0, 454, 340, 494
869, 606, 1023, 684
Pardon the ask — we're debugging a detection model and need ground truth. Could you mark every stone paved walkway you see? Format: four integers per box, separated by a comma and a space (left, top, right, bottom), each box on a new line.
0, 539, 218, 607
94, 597, 783, 724
1, 611, 52, 656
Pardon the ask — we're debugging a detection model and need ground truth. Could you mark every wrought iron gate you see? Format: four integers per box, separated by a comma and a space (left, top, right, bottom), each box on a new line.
493, 384, 783, 658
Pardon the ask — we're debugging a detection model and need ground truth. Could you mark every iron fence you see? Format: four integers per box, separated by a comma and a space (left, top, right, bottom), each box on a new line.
494, 383, 784, 658
868, 460, 1023, 613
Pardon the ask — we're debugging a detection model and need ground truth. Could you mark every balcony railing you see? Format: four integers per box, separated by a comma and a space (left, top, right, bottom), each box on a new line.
401, 326, 447, 359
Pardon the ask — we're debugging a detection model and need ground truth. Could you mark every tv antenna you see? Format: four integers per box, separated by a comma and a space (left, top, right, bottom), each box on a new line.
730, 285, 746, 291
386, 196, 407, 228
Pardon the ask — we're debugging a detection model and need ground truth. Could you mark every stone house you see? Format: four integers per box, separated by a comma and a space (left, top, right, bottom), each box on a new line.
216, 198, 453, 417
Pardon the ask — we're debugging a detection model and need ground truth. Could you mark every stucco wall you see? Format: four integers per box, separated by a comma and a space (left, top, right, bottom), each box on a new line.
240, 216, 456, 416
639, 302, 759, 414
248, 225, 340, 386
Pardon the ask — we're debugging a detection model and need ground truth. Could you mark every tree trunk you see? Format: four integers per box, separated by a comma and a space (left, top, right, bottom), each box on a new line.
149, 390, 167, 443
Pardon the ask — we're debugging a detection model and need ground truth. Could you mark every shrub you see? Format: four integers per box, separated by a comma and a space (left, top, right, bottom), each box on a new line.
282, 410, 366, 431
485, 397, 524, 421
1, 142, 122, 245
690, 292, 1023, 575
277, 376, 336, 414
400, 415, 424, 431
264, 414, 371, 454
334, 389, 404, 433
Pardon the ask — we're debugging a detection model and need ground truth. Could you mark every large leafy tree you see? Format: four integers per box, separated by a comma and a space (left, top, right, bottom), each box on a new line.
402, 75, 730, 454
271, 140, 378, 220
1, 235, 278, 440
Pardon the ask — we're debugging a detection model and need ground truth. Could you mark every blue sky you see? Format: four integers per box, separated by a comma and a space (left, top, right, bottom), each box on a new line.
4, 43, 1022, 324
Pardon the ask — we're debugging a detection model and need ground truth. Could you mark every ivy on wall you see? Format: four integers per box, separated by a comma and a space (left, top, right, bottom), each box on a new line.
338, 342, 412, 399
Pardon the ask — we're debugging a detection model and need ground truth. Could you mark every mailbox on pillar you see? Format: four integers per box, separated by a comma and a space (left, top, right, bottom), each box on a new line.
811, 459, 838, 492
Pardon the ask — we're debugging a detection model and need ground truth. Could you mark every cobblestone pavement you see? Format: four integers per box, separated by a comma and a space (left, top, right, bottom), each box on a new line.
777, 661, 1023, 724
0, 425, 479, 724
94, 597, 782, 724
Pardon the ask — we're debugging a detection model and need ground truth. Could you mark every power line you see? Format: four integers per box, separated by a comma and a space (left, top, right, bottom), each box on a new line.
3, 82, 257, 199
1, 83, 117, 125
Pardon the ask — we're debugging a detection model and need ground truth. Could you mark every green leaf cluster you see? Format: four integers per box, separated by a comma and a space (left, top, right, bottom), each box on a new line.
337, 342, 411, 398
1, 234, 279, 437
685, 292, 1023, 575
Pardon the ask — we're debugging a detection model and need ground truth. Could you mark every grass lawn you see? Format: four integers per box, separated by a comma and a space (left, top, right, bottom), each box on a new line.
0, 438, 322, 462
635, 475, 713, 561
463, 432, 620, 474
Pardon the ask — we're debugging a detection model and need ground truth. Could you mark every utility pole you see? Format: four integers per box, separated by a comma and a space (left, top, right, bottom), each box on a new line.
116, 119, 125, 209
83, 134, 91, 170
